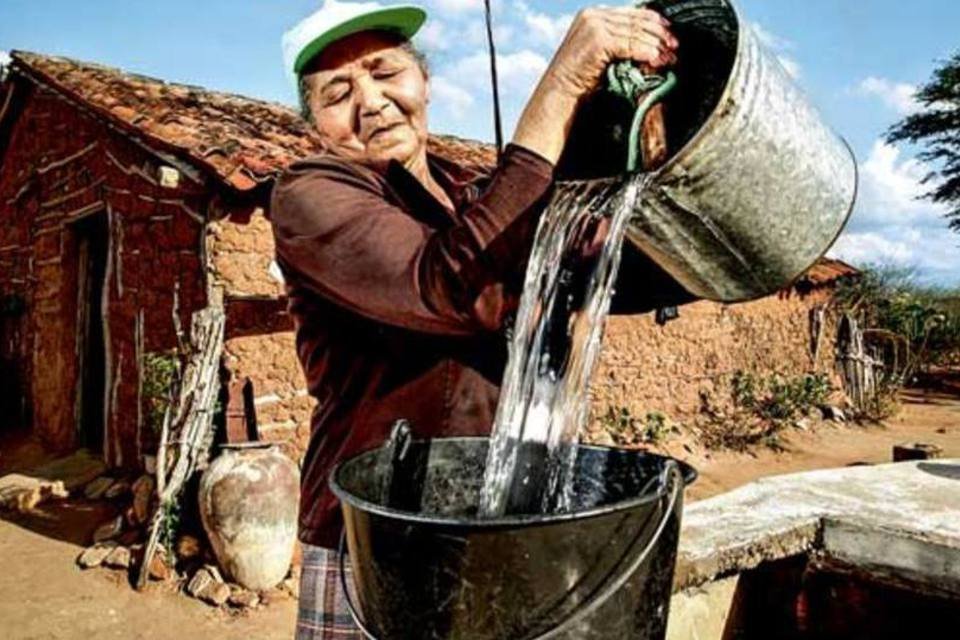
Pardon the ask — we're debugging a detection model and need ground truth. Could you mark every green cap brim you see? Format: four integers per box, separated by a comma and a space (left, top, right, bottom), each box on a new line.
294, 6, 427, 76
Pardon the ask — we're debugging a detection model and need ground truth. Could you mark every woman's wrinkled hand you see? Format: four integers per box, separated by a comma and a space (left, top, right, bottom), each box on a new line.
547, 7, 679, 99
512, 6, 678, 164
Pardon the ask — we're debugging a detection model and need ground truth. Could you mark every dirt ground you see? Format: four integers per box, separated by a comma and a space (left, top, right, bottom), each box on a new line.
682, 372, 960, 501
1, 374, 958, 640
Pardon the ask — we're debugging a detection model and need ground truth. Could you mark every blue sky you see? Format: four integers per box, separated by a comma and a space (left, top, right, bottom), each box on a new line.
2, 0, 958, 286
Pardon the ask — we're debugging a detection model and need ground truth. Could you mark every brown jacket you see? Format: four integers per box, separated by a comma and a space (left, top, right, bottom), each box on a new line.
270, 144, 692, 547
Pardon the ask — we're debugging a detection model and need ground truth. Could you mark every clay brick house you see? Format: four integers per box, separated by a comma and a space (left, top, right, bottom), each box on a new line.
0, 51, 494, 468
0, 51, 857, 471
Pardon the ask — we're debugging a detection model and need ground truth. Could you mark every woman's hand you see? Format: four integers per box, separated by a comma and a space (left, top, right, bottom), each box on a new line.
549, 7, 678, 98
513, 7, 678, 165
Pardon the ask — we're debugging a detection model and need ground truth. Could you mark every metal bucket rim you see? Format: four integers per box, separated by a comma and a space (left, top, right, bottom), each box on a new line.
645, 0, 744, 180
645, 0, 859, 303
329, 436, 697, 529
649, 0, 747, 180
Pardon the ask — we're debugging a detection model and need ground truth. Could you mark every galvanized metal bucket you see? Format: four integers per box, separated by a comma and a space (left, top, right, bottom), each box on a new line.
624, 0, 856, 302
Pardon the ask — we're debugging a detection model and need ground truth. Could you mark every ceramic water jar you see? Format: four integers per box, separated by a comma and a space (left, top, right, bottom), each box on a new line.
199, 443, 299, 591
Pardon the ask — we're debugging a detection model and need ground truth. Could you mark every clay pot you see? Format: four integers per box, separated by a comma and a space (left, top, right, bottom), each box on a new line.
199, 443, 299, 591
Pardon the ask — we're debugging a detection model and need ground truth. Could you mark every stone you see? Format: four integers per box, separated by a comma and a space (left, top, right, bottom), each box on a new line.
148, 553, 171, 581
187, 565, 224, 598
92, 516, 124, 543
203, 582, 231, 607
176, 535, 202, 560
104, 545, 132, 569
123, 506, 139, 528
188, 566, 231, 607
83, 476, 115, 500
104, 479, 131, 500
131, 475, 155, 524
281, 577, 299, 599
0, 475, 69, 513
143, 455, 157, 475
187, 568, 214, 598
77, 543, 115, 569
228, 589, 260, 609
204, 564, 225, 584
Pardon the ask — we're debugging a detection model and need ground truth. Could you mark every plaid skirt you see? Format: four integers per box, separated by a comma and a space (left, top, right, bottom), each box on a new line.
296, 544, 362, 639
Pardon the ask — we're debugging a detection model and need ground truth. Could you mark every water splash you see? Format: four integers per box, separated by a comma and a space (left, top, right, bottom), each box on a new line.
479, 174, 650, 518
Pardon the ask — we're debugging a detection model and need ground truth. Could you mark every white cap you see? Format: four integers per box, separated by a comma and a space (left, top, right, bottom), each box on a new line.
282, 0, 426, 87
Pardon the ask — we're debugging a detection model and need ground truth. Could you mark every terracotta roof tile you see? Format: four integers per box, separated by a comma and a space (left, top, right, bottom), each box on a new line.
796, 257, 860, 289
8, 50, 496, 192
4, 52, 855, 289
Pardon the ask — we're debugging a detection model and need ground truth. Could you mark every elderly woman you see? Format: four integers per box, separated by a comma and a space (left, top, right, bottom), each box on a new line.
273, 2, 684, 637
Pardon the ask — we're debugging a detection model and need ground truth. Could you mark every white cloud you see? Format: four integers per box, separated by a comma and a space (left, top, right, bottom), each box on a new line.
515, 1, 573, 49
423, 0, 483, 15
417, 19, 451, 52
856, 76, 920, 115
828, 140, 959, 285
450, 49, 548, 96
854, 140, 941, 228
830, 227, 959, 285
430, 75, 476, 120
458, 19, 515, 50
830, 231, 916, 265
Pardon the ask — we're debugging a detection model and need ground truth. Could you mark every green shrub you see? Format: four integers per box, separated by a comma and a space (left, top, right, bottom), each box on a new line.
599, 406, 672, 445
143, 352, 180, 435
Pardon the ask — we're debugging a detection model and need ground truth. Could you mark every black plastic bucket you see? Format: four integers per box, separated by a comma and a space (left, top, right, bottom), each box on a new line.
330, 437, 696, 639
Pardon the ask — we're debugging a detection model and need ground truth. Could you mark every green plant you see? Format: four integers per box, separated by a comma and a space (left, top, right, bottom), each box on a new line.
143, 352, 180, 435
599, 406, 673, 445
731, 371, 831, 422
835, 266, 960, 376
759, 373, 832, 422
600, 406, 637, 435
158, 498, 181, 563
700, 372, 833, 452
731, 371, 760, 409
642, 411, 669, 444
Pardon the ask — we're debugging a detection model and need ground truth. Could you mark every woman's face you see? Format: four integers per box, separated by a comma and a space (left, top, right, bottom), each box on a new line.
303, 31, 430, 172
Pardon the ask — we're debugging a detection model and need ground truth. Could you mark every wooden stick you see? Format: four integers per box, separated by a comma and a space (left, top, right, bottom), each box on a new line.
136, 300, 224, 590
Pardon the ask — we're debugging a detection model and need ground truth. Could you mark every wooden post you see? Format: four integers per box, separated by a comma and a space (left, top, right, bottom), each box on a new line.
225, 379, 250, 445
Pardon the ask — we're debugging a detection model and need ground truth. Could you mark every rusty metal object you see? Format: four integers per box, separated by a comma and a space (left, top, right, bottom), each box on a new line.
199, 443, 299, 591
628, 0, 857, 302
640, 65, 670, 171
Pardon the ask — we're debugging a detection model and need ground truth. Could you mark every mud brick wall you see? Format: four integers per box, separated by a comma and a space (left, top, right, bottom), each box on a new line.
212, 211, 310, 457
0, 81, 209, 467
590, 289, 839, 424
208, 204, 842, 461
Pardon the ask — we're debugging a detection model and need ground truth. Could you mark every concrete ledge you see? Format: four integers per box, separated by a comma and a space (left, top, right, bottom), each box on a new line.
675, 459, 960, 592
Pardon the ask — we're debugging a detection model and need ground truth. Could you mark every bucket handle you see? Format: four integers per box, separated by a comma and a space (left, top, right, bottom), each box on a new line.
339, 461, 683, 640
